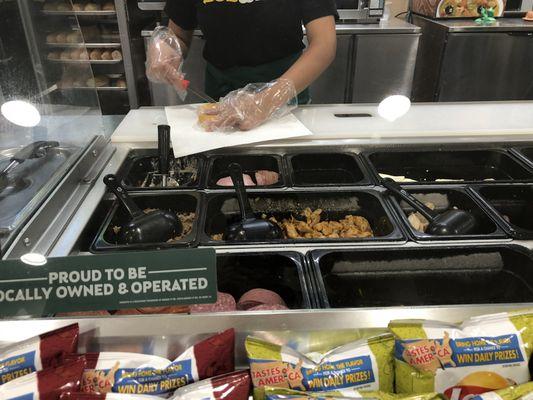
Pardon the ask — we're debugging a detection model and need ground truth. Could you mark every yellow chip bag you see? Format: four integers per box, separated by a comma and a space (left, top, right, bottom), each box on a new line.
469, 381, 533, 400
264, 385, 444, 400
246, 334, 394, 400
389, 310, 533, 400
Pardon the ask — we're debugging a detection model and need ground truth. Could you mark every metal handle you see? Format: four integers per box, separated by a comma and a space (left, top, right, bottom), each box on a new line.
381, 179, 437, 222
158, 125, 171, 175
228, 163, 255, 220
103, 174, 144, 218
11, 141, 59, 162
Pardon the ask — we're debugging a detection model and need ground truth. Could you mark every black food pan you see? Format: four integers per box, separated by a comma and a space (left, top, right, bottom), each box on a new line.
387, 186, 507, 241
470, 184, 533, 239
286, 152, 371, 187
206, 154, 285, 189
511, 147, 533, 169
310, 245, 533, 308
200, 190, 404, 245
217, 252, 312, 309
364, 149, 533, 185
91, 191, 201, 252
118, 149, 204, 190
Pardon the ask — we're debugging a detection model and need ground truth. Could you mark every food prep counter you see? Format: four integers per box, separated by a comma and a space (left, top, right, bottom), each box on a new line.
3, 103, 533, 400
2, 102, 533, 317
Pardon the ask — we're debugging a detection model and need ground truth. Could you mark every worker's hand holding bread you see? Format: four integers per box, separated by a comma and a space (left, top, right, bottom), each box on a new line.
197, 79, 298, 132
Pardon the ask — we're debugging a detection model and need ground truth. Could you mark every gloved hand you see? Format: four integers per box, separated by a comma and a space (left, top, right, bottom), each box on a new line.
198, 79, 298, 132
146, 26, 187, 98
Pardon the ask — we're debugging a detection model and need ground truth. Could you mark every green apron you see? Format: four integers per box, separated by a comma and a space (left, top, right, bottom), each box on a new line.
205, 52, 310, 105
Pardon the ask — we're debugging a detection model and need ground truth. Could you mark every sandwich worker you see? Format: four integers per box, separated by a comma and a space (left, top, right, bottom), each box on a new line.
146, 0, 337, 131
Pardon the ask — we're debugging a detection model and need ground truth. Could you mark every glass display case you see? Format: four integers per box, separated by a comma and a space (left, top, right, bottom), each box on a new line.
0, 0, 107, 255
2, 0, 533, 360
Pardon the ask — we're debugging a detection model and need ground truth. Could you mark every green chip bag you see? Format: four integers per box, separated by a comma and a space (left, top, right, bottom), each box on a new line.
389, 310, 533, 400
469, 381, 533, 400
246, 334, 394, 400
264, 386, 444, 400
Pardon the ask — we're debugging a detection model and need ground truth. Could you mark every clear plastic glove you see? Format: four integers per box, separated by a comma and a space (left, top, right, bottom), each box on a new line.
146, 26, 187, 99
198, 79, 298, 132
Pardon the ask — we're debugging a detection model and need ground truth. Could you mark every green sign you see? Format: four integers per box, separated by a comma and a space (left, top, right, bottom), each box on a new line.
0, 249, 217, 317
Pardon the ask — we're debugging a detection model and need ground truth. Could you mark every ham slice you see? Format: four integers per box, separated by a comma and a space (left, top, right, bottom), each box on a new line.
216, 174, 255, 187
255, 170, 279, 186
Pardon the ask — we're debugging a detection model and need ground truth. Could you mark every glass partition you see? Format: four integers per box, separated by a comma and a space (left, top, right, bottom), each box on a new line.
0, 0, 104, 251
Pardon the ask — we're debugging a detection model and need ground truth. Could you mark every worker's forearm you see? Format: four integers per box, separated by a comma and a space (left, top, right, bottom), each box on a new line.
281, 41, 336, 95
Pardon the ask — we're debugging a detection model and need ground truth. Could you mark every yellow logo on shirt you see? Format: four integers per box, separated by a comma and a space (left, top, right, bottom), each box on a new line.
203, 0, 256, 3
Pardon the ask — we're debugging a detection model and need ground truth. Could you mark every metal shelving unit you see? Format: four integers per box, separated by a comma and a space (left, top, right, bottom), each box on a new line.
23, 0, 139, 114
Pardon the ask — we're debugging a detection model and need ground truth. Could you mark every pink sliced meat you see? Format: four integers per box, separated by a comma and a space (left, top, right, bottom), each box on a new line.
190, 292, 237, 313
113, 308, 142, 315
237, 288, 287, 310
56, 310, 111, 317
255, 170, 279, 186
216, 174, 255, 187
248, 304, 289, 311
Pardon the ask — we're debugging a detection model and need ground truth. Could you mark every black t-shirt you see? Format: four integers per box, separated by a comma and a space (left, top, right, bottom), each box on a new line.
165, 0, 337, 70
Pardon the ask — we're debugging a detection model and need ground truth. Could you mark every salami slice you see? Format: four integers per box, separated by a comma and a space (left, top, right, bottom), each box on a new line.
237, 289, 287, 310
248, 304, 289, 311
190, 292, 237, 313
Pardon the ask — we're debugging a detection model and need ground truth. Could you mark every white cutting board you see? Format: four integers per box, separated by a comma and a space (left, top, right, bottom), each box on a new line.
111, 109, 169, 143
164, 105, 313, 158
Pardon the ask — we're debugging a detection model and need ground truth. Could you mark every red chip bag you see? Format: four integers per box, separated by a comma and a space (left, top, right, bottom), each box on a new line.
170, 370, 251, 400
63, 329, 235, 396
0, 323, 79, 385
0, 356, 86, 400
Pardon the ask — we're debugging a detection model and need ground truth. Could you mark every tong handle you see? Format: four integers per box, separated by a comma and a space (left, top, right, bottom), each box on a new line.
158, 125, 171, 175
228, 163, 255, 220
382, 179, 437, 221
103, 174, 144, 218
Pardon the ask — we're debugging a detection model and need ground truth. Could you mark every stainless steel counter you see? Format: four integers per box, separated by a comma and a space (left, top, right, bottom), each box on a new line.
335, 18, 420, 33
140, 18, 420, 37
425, 17, 533, 32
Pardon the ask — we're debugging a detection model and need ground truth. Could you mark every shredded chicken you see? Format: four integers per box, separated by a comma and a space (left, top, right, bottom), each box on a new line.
279, 208, 373, 239
210, 208, 374, 241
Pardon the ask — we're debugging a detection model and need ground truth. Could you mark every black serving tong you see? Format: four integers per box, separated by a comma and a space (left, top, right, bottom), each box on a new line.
382, 179, 477, 236
103, 174, 182, 244
145, 125, 173, 187
224, 163, 282, 241
158, 124, 171, 187
0, 141, 59, 193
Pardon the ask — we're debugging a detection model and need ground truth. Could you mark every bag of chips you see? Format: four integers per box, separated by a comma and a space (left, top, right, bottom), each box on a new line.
73, 329, 235, 395
170, 370, 251, 400
0, 323, 79, 385
470, 381, 533, 400
389, 310, 533, 399
264, 386, 443, 400
0, 356, 85, 400
246, 334, 394, 400
60, 393, 162, 400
